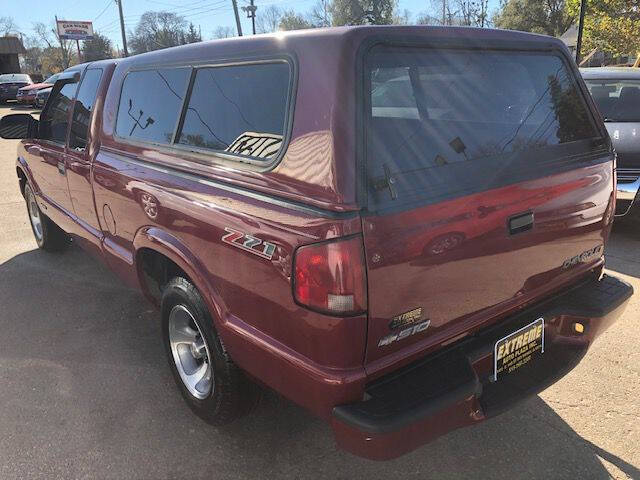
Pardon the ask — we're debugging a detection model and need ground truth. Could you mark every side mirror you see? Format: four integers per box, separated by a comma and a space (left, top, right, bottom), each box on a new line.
0, 114, 38, 139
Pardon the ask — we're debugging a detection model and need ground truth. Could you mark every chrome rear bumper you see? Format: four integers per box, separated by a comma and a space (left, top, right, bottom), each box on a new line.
616, 168, 640, 216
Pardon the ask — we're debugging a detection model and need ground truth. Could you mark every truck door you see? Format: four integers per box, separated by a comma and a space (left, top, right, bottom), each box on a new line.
28, 79, 78, 221
65, 67, 105, 242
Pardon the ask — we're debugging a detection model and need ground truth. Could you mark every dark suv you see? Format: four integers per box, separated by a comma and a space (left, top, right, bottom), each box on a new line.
0, 26, 632, 460
582, 67, 640, 217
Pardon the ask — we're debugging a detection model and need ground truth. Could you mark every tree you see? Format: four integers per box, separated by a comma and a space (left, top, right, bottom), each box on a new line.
0, 16, 18, 36
567, 0, 640, 57
82, 32, 112, 61
416, 12, 439, 24
33, 21, 75, 70
256, 5, 283, 33
129, 11, 189, 54
393, 8, 411, 24
279, 11, 314, 31
184, 23, 201, 43
309, 0, 332, 27
493, 0, 574, 37
212, 26, 235, 38
455, 0, 490, 26
20, 36, 44, 74
330, 0, 397, 26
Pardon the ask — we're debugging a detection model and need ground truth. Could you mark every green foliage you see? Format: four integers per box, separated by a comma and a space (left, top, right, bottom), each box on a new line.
493, 0, 574, 36
330, 0, 398, 26
82, 33, 112, 62
183, 23, 202, 44
278, 10, 314, 30
548, 73, 591, 142
567, 0, 640, 57
129, 11, 199, 54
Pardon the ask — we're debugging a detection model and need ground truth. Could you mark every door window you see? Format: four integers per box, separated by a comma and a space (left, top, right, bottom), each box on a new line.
39, 82, 78, 144
69, 69, 104, 151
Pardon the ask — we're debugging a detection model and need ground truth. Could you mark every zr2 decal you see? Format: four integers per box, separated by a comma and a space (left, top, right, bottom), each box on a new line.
222, 227, 277, 260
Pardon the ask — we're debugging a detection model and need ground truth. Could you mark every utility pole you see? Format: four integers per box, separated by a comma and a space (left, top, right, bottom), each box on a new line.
241, 0, 257, 35
76, 39, 82, 63
231, 0, 243, 36
576, 0, 587, 63
442, 0, 446, 25
116, 0, 128, 57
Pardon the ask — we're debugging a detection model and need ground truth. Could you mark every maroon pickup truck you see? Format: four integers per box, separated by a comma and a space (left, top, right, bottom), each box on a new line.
0, 26, 633, 460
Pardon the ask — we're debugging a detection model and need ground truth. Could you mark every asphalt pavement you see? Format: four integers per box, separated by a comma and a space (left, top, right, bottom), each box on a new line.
0, 104, 638, 479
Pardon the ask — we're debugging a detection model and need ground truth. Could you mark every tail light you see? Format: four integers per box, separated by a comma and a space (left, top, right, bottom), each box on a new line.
293, 236, 367, 316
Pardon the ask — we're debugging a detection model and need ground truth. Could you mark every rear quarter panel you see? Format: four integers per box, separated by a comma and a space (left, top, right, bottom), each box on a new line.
91, 146, 367, 376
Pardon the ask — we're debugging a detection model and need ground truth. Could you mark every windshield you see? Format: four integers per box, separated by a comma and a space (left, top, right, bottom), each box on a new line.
366, 47, 599, 207
44, 74, 60, 84
0, 74, 31, 84
584, 79, 640, 122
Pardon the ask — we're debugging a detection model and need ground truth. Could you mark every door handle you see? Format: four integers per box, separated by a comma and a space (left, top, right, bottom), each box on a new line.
57, 161, 66, 175
508, 211, 534, 235
27, 145, 42, 155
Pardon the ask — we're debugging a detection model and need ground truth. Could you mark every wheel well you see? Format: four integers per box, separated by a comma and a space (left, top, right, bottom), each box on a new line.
137, 248, 190, 304
16, 167, 26, 196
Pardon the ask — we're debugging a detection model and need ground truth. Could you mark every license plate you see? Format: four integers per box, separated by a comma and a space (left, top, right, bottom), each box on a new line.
494, 317, 544, 381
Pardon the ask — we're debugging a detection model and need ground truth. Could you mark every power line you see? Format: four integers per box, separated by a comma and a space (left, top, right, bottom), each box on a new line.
93, 0, 114, 21
96, 0, 228, 30
182, 4, 232, 19
143, 0, 211, 9
143, 0, 227, 15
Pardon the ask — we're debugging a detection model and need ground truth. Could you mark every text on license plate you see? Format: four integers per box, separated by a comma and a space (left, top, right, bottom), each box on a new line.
494, 317, 544, 381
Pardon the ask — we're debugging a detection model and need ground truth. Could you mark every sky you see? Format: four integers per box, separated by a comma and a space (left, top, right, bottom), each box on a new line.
7, 0, 501, 53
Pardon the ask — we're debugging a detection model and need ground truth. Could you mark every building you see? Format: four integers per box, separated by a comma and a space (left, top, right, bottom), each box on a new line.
559, 24, 578, 56
559, 24, 638, 67
0, 36, 26, 74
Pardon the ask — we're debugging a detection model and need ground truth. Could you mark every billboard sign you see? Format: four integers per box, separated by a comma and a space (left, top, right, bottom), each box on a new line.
56, 20, 94, 40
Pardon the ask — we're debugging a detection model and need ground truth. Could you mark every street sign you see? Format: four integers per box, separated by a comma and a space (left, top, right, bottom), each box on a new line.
56, 20, 94, 41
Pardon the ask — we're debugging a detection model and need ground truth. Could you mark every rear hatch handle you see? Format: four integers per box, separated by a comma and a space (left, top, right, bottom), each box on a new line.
508, 211, 534, 235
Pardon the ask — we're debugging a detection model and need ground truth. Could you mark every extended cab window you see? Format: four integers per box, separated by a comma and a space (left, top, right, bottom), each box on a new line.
69, 69, 103, 150
116, 68, 190, 144
39, 81, 78, 144
177, 62, 290, 160
366, 47, 600, 209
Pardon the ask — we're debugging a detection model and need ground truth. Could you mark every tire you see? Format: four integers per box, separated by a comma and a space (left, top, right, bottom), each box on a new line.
161, 277, 261, 425
24, 184, 69, 252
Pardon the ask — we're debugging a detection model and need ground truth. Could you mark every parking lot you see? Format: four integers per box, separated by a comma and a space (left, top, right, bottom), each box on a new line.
0, 103, 638, 479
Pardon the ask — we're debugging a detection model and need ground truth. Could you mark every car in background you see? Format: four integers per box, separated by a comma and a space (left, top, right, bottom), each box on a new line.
16, 73, 61, 106
0, 73, 33, 103
35, 86, 52, 109
582, 68, 640, 218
